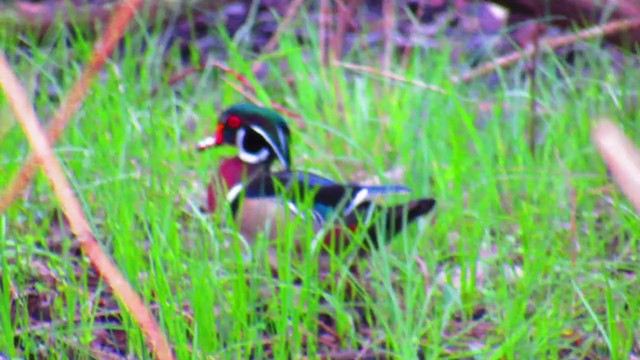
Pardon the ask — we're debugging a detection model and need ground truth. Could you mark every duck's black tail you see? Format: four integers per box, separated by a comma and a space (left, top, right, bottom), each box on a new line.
362, 198, 436, 249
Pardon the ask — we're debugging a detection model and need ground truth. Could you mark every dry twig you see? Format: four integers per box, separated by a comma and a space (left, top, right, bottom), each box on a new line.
319, 0, 331, 66
527, 23, 543, 155
456, 17, 640, 83
221, 78, 304, 128
381, 0, 395, 72
159, 59, 305, 129
0, 54, 173, 360
401, 0, 426, 68
0, 0, 144, 213
154, 60, 256, 96
492, 0, 640, 49
335, 61, 446, 94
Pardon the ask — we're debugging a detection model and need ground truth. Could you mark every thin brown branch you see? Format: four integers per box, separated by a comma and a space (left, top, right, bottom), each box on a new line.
209, 61, 256, 93
0, 0, 144, 213
159, 60, 304, 128
527, 23, 542, 156
381, 0, 395, 72
332, 0, 353, 61
401, 0, 425, 68
335, 60, 447, 94
153, 60, 256, 96
0, 54, 173, 360
414, 255, 432, 296
222, 78, 304, 128
269, 102, 304, 126
223, 78, 261, 104
319, 0, 331, 66
593, 120, 640, 214
455, 17, 640, 84
491, 0, 640, 49
314, 317, 341, 343
569, 186, 578, 265
554, 149, 580, 266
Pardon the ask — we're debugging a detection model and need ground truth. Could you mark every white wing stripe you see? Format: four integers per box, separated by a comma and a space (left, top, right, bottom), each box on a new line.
343, 188, 370, 215
226, 183, 245, 203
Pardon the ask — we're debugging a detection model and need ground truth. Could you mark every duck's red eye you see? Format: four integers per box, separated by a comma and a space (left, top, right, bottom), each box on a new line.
227, 115, 242, 128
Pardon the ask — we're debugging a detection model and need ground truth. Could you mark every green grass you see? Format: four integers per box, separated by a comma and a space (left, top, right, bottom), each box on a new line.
1, 11, 640, 359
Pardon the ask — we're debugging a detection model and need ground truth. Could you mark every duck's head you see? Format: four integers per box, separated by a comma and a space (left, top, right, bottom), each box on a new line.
198, 103, 291, 169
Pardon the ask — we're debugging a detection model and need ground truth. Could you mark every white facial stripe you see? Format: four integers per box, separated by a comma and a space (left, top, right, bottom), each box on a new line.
226, 183, 245, 203
343, 188, 370, 216
236, 128, 271, 164
276, 126, 288, 161
249, 125, 289, 167
238, 147, 270, 164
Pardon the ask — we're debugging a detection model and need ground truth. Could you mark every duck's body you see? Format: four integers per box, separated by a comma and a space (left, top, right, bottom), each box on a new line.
199, 104, 436, 257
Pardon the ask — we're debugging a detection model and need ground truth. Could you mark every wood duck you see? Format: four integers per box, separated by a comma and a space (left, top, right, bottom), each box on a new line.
198, 104, 436, 254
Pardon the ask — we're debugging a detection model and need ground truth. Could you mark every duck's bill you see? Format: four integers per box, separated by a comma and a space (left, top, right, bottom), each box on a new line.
197, 135, 218, 151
